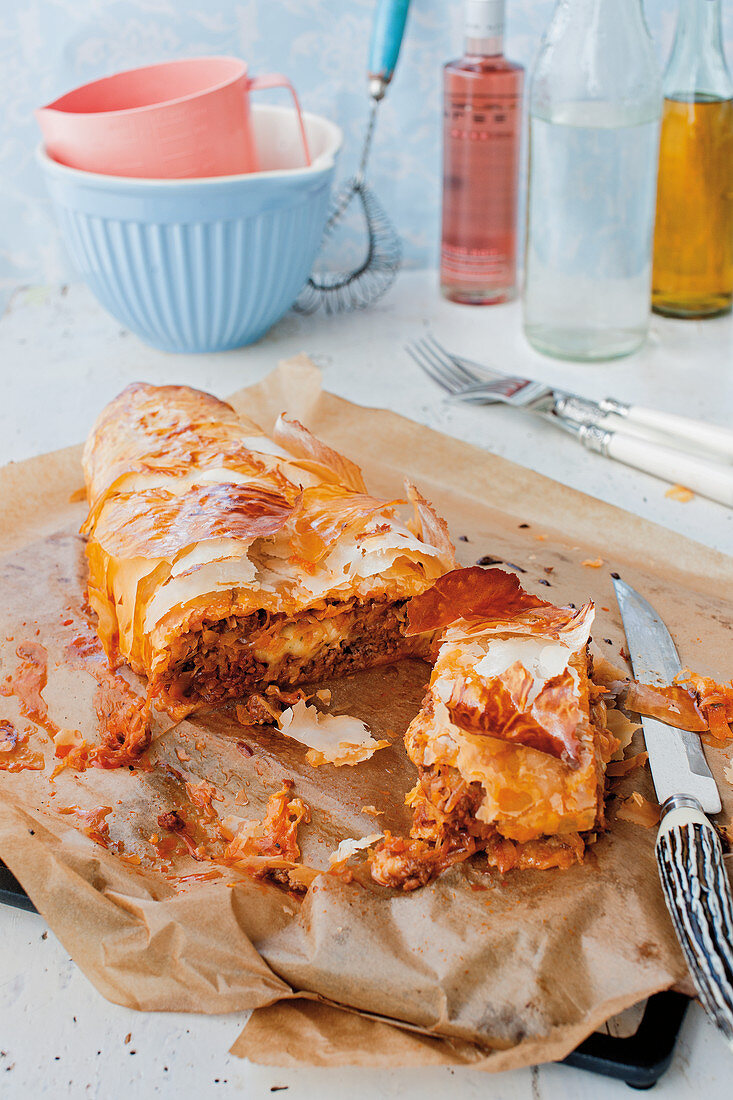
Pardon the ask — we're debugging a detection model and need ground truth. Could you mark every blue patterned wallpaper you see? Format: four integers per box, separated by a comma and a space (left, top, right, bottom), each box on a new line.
1, 0, 731, 295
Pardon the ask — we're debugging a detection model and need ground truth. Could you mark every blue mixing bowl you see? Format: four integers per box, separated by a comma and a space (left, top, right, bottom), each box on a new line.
38, 106, 342, 352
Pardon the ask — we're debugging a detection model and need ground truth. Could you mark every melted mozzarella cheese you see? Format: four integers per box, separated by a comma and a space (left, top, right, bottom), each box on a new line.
252, 618, 342, 663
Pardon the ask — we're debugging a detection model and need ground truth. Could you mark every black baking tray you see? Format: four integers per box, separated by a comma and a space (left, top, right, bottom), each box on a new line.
0, 862, 688, 1086
0, 862, 38, 913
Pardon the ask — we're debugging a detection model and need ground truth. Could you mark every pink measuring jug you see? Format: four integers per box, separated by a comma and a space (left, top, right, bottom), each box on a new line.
35, 56, 310, 178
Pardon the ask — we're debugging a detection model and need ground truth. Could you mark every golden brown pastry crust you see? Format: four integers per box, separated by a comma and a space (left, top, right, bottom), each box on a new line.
371, 568, 616, 889
82, 383, 452, 715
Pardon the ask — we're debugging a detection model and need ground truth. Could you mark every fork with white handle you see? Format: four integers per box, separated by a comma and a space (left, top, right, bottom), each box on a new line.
407, 336, 733, 508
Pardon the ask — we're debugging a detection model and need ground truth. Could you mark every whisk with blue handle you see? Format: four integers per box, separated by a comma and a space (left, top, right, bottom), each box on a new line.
296, 0, 411, 314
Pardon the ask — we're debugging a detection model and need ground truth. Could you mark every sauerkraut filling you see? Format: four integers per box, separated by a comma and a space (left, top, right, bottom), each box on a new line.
370, 670, 607, 891
371, 762, 589, 891
150, 595, 430, 709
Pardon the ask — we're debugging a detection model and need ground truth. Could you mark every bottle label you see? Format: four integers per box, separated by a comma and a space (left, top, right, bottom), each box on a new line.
440, 243, 512, 285
441, 83, 521, 289
465, 0, 505, 41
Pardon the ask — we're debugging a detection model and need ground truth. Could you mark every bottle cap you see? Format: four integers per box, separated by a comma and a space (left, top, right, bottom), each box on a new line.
465, 0, 505, 52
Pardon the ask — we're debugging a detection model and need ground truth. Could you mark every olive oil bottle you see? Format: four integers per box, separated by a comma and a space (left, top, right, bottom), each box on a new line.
652, 0, 733, 318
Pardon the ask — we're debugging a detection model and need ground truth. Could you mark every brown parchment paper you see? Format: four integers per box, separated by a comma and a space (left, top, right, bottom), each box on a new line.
1, 357, 732, 1072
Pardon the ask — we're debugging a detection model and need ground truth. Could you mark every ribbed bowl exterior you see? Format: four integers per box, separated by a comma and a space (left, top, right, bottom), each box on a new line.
39, 147, 337, 352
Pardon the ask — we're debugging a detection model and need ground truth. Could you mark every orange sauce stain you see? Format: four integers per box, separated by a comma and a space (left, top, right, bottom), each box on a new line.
174, 868, 223, 885
185, 779, 224, 821
65, 625, 105, 664
151, 834, 180, 860
665, 484, 694, 503
0, 720, 45, 772
58, 804, 113, 846
0, 641, 59, 736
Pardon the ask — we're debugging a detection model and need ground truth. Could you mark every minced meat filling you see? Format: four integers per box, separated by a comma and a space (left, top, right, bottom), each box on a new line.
154, 596, 427, 707
370, 763, 587, 889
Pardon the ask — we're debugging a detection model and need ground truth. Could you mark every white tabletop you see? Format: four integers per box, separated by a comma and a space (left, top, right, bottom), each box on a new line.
1, 272, 731, 1098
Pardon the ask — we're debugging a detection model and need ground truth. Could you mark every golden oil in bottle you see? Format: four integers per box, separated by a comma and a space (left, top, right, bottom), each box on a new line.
652, 93, 733, 317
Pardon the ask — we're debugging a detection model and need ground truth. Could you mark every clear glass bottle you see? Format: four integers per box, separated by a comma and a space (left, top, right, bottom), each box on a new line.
440, 0, 524, 304
523, 0, 662, 361
652, 0, 733, 318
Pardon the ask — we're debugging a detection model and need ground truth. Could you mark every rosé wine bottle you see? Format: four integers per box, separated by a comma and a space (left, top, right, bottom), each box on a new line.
440, 0, 524, 305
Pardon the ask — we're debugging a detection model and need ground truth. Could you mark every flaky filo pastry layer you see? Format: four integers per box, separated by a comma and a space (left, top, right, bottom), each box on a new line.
371, 568, 619, 889
82, 383, 455, 716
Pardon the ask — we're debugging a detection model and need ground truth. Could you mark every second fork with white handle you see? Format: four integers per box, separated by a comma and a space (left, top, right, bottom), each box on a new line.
407, 336, 733, 508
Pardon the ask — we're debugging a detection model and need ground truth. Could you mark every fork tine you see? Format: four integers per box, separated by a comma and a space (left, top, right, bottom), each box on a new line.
405, 343, 457, 394
407, 340, 460, 392
422, 334, 487, 387
422, 334, 539, 402
413, 338, 471, 391
420, 334, 477, 387
409, 336, 535, 407
424, 334, 504, 383
408, 342, 506, 404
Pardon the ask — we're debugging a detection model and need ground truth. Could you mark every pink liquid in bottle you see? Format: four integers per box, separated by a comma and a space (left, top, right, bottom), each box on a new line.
441, 0, 524, 305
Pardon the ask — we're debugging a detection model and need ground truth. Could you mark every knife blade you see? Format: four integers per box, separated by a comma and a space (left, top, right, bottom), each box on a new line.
613, 577, 733, 1047
612, 577, 721, 814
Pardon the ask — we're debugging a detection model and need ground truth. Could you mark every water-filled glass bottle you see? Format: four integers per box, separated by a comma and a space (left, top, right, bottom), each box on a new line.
652, 0, 733, 318
523, 0, 662, 361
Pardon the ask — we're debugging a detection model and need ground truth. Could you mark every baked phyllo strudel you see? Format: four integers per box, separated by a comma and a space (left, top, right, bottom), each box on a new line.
82, 383, 454, 717
371, 567, 617, 889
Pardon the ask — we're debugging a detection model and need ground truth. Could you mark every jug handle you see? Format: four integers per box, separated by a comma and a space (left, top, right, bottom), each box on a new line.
248, 75, 311, 168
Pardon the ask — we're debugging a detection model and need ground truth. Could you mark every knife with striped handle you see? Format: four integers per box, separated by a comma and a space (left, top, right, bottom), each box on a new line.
613, 577, 733, 1046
